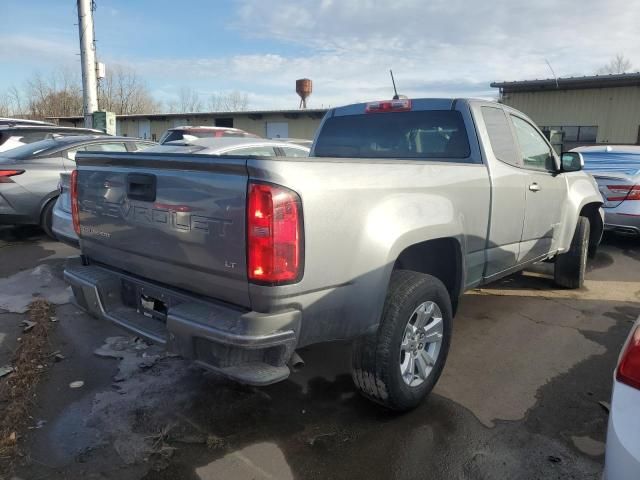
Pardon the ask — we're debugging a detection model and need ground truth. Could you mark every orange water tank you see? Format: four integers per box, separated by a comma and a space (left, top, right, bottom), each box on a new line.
296, 79, 312, 109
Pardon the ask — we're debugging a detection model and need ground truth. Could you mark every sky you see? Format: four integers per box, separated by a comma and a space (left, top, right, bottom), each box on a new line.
1, 0, 639, 111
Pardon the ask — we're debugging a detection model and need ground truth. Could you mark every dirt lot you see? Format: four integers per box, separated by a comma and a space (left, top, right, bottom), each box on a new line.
1, 226, 639, 480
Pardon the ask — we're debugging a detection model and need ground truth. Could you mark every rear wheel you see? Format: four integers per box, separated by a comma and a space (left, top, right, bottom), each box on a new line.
351, 270, 452, 411
554, 216, 589, 289
40, 198, 57, 240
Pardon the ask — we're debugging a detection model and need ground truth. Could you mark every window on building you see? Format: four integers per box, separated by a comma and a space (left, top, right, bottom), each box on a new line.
539, 125, 598, 144
562, 126, 579, 142
578, 126, 597, 142
215, 118, 234, 128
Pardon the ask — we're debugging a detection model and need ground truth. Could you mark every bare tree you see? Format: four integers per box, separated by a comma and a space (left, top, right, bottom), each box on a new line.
25, 68, 83, 118
597, 54, 633, 74
206, 91, 249, 112
221, 91, 249, 111
177, 87, 202, 113
99, 65, 160, 115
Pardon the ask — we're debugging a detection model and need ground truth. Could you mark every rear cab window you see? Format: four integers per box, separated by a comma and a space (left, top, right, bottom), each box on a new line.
313, 109, 472, 161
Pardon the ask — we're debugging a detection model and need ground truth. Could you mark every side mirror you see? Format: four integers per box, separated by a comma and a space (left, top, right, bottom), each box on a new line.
561, 151, 584, 172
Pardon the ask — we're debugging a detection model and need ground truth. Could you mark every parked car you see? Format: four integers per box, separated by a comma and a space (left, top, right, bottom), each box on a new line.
604, 316, 640, 479
573, 145, 640, 236
159, 126, 259, 144
0, 136, 155, 238
65, 98, 603, 411
148, 137, 310, 156
0, 117, 55, 127
53, 138, 309, 246
0, 125, 107, 153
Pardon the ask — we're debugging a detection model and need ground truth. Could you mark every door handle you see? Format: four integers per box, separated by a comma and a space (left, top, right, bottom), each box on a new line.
127, 173, 157, 202
529, 183, 541, 192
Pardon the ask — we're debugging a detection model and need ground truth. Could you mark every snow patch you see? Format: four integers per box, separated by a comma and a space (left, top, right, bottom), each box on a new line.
0, 264, 72, 313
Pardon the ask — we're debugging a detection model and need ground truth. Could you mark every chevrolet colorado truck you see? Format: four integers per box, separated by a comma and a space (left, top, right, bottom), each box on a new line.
65, 98, 604, 410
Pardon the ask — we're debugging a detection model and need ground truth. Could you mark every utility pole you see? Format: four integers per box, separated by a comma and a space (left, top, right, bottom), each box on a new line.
77, 0, 98, 128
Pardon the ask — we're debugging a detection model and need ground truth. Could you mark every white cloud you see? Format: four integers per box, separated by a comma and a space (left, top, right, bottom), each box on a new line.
0, 35, 76, 63
5, 0, 640, 111
133, 0, 640, 109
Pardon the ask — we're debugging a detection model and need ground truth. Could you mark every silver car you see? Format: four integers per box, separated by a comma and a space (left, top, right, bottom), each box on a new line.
0, 135, 155, 238
52, 137, 310, 245
0, 124, 106, 152
604, 315, 640, 479
148, 137, 311, 156
574, 146, 640, 236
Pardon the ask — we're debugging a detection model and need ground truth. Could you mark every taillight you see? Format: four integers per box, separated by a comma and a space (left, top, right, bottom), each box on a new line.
0, 169, 24, 183
247, 182, 303, 284
606, 185, 640, 201
70, 169, 80, 235
365, 98, 412, 113
617, 326, 640, 390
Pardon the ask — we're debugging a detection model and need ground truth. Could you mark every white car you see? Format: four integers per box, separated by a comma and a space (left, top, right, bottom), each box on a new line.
604, 316, 640, 479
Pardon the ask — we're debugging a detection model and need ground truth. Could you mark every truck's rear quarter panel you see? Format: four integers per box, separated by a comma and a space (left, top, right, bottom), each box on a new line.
247, 157, 490, 345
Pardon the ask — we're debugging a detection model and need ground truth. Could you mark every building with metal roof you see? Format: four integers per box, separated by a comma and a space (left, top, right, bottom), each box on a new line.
491, 73, 640, 151
48, 108, 328, 142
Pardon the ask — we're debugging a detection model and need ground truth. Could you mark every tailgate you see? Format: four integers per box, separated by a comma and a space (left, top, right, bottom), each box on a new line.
75, 152, 250, 307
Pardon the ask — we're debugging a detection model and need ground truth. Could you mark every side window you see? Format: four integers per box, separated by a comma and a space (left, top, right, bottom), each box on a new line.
281, 146, 309, 157
86, 143, 128, 152
134, 142, 154, 151
225, 146, 277, 156
510, 116, 556, 172
65, 145, 87, 161
481, 107, 520, 167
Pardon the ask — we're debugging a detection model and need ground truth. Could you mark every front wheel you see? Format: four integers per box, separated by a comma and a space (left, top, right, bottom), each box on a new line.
554, 216, 590, 289
351, 270, 452, 411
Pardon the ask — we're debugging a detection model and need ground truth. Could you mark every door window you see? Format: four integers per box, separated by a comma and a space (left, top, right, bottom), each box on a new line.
225, 146, 277, 156
65, 146, 87, 161
510, 116, 556, 172
280, 146, 309, 157
85, 143, 128, 152
134, 142, 154, 151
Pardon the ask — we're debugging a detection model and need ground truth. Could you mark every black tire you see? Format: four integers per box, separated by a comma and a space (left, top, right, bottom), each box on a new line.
40, 198, 57, 240
554, 216, 590, 289
351, 270, 452, 411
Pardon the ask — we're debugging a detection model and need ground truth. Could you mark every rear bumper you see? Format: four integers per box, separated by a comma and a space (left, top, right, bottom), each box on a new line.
64, 257, 301, 385
604, 204, 640, 235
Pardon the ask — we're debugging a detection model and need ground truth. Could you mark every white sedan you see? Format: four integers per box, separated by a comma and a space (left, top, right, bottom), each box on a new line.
604, 316, 640, 479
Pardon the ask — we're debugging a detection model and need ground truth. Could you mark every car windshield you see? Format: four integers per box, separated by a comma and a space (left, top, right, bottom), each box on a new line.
314, 110, 471, 159
0, 138, 60, 159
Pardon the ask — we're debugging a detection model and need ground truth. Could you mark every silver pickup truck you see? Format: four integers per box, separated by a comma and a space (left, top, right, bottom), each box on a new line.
65, 98, 604, 411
